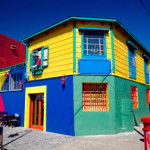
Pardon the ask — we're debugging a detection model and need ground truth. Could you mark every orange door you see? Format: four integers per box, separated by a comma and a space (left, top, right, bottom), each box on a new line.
29, 94, 44, 130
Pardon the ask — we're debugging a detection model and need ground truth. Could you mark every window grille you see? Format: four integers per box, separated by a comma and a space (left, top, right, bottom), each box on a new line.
84, 31, 105, 56
131, 86, 138, 109
146, 89, 150, 107
9, 72, 22, 91
82, 83, 108, 111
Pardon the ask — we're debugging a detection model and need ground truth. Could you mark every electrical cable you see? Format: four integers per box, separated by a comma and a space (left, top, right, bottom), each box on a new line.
139, 0, 150, 17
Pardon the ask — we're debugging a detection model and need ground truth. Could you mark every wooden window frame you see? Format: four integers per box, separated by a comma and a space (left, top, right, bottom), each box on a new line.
30, 46, 49, 75
81, 30, 107, 59
82, 83, 109, 111
146, 89, 150, 107
144, 58, 149, 84
131, 86, 138, 109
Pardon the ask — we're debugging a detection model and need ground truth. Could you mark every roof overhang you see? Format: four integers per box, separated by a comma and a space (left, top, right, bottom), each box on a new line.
22, 16, 150, 54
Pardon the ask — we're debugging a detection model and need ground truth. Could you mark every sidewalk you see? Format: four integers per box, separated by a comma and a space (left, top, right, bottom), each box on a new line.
1, 125, 144, 150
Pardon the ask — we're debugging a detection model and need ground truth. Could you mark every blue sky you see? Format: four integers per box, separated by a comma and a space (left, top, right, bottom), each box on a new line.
0, 0, 150, 49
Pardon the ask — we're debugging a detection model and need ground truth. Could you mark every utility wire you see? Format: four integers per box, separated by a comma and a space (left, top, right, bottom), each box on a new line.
139, 0, 150, 17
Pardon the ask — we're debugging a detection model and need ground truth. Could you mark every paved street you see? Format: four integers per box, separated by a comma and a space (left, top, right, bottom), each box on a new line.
1, 124, 144, 150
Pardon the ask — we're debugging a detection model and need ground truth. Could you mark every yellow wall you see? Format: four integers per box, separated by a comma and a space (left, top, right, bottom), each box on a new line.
75, 20, 112, 73
27, 20, 150, 86
0, 69, 9, 89
27, 21, 73, 81
113, 25, 150, 85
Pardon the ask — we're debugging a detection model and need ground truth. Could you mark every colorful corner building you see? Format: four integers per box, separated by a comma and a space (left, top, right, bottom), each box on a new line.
0, 17, 150, 136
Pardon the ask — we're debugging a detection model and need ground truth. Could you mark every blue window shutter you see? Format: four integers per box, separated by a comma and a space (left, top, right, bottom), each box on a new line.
128, 47, 136, 79
144, 58, 149, 84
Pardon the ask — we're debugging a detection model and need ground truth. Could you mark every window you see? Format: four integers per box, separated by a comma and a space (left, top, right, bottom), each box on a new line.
82, 83, 108, 111
131, 86, 138, 109
146, 90, 150, 107
30, 47, 49, 75
128, 46, 136, 79
0, 74, 8, 92
82, 30, 106, 59
144, 58, 149, 84
9, 72, 22, 91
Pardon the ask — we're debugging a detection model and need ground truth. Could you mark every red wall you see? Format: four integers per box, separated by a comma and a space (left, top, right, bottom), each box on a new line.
0, 34, 26, 69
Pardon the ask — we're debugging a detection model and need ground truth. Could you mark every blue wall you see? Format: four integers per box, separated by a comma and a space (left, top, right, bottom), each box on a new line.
25, 75, 74, 136
1, 65, 26, 127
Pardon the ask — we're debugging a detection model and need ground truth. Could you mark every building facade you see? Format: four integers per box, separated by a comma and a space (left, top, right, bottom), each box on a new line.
1, 17, 150, 136
0, 34, 26, 126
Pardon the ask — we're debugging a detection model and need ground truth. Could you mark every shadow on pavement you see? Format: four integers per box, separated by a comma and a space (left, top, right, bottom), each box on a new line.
134, 128, 144, 137
8, 133, 19, 138
1, 130, 32, 149
139, 139, 144, 142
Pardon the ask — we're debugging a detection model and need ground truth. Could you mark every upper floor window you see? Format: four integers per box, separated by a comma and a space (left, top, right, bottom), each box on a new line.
131, 86, 138, 109
9, 72, 22, 91
82, 30, 106, 59
144, 56, 149, 84
0, 74, 8, 92
82, 83, 108, 111
127, 41, 137, 79
146, 89, 150, 107
30, 47, 49, 75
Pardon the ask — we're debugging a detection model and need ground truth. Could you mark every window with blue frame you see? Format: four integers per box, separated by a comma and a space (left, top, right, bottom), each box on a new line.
144, 58, 149, 84
30, 47, 49, 75
0, 75, 8, 92
82, 30, 106, 59
9, 72, 22, 91
128, 45, 136, 79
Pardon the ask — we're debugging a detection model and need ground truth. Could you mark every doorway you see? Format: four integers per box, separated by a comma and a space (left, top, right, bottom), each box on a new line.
29, 94, 44, 130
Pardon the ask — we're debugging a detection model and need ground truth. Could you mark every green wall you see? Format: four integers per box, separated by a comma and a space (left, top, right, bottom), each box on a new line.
115, 76, 150, 133
73, 75, 150, 136
73, 75, 116, 136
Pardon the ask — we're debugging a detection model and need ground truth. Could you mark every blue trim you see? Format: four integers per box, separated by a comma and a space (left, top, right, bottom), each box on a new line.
81, 30, 106, 59
128, 46, 136, 79
78, 27, 109, 31
143, 54, 150, 60
81, 30, 84, 58
144, 57, 149, 84
22, 16, 150, 56
104, 32, 107, 59
110, 24, 115, 73
73, 21, 76, 72
126, 41, 138, 50
78, 59, 111, 75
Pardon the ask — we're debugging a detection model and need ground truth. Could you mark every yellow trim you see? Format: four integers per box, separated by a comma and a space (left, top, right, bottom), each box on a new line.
24, 86, 47, 131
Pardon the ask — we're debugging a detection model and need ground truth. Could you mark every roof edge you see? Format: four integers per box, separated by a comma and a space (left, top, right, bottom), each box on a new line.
22, 16, 149, 54
22, 16, 116, 42
0, 62, 26, 72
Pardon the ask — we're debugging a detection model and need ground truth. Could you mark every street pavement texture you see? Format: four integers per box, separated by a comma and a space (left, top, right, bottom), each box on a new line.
1, 124, 144, 150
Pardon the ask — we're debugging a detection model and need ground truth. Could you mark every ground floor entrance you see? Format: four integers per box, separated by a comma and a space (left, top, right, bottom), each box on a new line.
29, 94, 44, 130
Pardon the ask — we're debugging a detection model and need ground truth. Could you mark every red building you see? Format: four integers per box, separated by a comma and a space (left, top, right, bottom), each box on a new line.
0, 34, 26, 69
